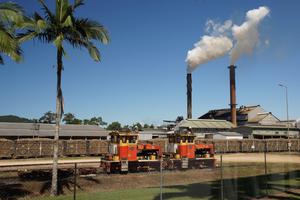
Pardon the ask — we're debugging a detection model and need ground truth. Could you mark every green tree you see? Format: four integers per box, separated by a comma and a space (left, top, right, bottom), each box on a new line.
39, 111, 56, 124
132, 122, 143, 131
19, 0, 109, 195
143, 123, 149, 129
62, 112, 75, 124
0, 2, 25, 64
71, 118, 82, 124
149, 124, 154, 129
62, 113, 82, 124
107, 121, 122, 131
83, 117, 106, 126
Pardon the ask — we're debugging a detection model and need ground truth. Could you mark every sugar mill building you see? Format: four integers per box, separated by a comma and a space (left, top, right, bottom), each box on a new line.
174, 119, 234, 138
199, 105, 300, 139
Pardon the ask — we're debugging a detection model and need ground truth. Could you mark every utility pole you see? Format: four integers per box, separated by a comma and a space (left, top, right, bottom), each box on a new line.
278, 84, 290, 151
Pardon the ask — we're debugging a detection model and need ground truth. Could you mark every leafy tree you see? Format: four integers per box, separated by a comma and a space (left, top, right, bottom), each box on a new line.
19, 0, 109, 195
62, 112, 75, 124
0, 2, 25, 64
132, 122, 143, 131
83, 117, 107, 126
71, 118, 82, 124
175, 116, 184, 123
149, 124, 154, 129
143, 123, 149, 129
107, 121, 122, 131
62, 113, 83, 124
122, 125, 131, 132
39, 111, 56, 124
83, 119, 89, 125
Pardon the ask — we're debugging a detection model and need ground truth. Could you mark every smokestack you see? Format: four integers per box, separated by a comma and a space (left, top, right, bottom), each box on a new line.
228, 65, 237, 127
187, 73, 192, 119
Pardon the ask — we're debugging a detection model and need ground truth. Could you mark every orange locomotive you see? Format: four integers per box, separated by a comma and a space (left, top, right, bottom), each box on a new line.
101, 131, 161, 173
166, 130, 215, 169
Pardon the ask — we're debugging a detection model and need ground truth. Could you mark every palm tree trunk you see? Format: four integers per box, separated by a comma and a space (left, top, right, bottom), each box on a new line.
51, 47, 63, 196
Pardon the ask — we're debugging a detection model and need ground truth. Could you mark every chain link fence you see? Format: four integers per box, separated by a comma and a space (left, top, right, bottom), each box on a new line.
1, 152, 300, 200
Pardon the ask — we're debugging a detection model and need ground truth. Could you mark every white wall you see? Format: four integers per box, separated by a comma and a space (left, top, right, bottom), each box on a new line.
213, 134, 243, 140
138, 133, 153, 140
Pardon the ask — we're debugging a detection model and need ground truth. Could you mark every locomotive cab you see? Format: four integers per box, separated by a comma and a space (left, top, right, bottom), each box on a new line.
109, 131, 138, 161
168, 130, 196, 159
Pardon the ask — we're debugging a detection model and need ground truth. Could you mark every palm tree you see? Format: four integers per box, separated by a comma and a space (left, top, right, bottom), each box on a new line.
0, 2, 25, 64
19, 0, 109, 195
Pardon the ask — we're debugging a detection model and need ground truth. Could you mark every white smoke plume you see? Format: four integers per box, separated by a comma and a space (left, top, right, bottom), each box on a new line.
186, 20, 233, 72
230, 6, 270, 65
205, 19, 233, 36
186, 36, 233, 72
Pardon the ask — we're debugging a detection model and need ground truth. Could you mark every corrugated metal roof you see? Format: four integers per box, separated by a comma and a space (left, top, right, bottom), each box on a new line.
0, 122, 109, 137
217, 132, 242, 136
139, 130, 168, 135
176, 119, 233, 129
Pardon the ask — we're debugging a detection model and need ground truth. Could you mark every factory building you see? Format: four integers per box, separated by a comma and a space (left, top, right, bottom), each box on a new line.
199, 105, 300, 139
138, 129, 168, 140
174, 119, 234, 138
232, 125, 299, 139
212, 132, 243, 140
199, 105, 280, 126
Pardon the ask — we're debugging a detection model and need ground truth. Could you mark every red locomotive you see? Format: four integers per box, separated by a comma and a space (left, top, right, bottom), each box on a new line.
166, 130, 215, 169
101, 130, 215, 173
101, 131, 161, 173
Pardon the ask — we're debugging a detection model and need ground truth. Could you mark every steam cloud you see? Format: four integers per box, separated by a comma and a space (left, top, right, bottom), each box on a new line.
186, 6, 270, 72
186, 35, 233, 72
230, 6, 270, 65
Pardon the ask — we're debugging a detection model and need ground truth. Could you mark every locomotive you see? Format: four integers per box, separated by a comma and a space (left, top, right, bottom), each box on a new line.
165, 130, 215, 169
101, 129, 215, 173
101, 131, 161, 173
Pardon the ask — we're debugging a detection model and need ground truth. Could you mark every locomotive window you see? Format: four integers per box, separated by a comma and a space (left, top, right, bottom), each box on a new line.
132, 136, 137, 143
176, 137, 181, 143
128, 136, 135, 143
121, 137, 126, 143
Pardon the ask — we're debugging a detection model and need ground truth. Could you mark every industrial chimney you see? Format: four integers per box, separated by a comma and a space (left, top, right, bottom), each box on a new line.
228, 65, 237, 127
187, 73, 192, 119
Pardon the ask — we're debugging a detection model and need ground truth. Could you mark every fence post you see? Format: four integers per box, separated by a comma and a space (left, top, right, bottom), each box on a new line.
264, 141, 268, 197
220, 154, 224, 200
73, 163, 77, 200
160, 156, 163, 200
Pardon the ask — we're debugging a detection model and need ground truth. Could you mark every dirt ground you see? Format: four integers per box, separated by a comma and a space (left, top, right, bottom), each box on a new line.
1, 152, 300, 199
0, 152, 299, 171
0, 152, 299, 166
215, 152, 300, 163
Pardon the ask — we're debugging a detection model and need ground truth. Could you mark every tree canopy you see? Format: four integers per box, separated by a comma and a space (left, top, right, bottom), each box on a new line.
39, 111, 56, 124
107, 121, 122, 131
0, 2, 26, 64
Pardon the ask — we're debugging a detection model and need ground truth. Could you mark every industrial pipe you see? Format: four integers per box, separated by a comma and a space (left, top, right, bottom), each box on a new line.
187, 73, 192, 119
228, 65, 237, 127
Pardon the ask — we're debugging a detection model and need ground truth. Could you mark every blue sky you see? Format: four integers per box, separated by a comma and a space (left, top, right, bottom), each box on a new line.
0, 0, 299, 125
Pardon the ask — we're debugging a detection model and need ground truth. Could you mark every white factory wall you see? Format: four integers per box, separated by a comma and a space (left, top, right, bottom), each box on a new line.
213, 134, 243, 140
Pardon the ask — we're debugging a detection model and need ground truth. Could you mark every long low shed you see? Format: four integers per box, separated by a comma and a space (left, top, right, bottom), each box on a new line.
0, 122, 109, 140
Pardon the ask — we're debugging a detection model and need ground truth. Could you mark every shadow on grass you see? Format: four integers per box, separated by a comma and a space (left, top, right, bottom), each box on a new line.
0, 183, 31, 200
153, 170, 300, 200
0, 168, 103, 199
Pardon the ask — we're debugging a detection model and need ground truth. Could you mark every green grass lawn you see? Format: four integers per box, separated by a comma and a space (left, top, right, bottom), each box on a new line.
31, 186, 213, 200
